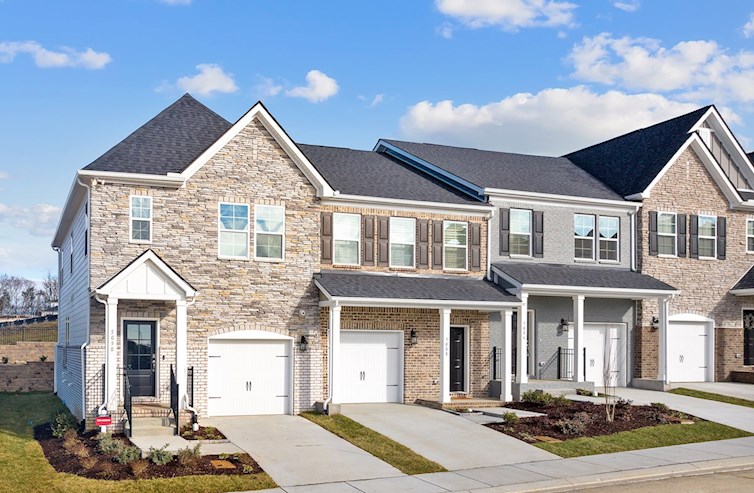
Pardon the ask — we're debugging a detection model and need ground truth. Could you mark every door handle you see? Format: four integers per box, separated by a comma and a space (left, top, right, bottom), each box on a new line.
151, 356, 156, 372
246, 381, 252, 391
680, 355, 684, 363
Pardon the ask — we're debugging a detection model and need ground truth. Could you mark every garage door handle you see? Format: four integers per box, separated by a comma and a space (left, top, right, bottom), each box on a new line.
246, 381, 252, 391
679, 355, 684, 363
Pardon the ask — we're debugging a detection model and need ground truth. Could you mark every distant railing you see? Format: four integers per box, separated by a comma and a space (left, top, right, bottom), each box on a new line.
0, 314, 57, 329
123, 370, 133, 438
490, 346, 517, 380
170, 365, 179, 436
187, 366, 194, 408
557, 347, 586, 381
0, 325, 57, 345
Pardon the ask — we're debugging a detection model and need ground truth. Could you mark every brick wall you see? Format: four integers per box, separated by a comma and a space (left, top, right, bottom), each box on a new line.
0, 341, 56, 363
0, 361, 54, 392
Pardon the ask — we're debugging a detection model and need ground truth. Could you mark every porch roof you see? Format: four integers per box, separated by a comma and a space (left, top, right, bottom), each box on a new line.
731, 265, 754, 295
314, 271, 520, 310
491, 262, 677, 298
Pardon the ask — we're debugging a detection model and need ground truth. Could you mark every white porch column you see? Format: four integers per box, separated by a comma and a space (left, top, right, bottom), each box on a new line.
439, 307, 451, 404
573, 295, 585, 383
515, 294, 528, 384
500, 309, 513, 402
658, 297, 670, 384
329, 304, 342, 404
175, 299, 188, 406
105, 297, 118, 411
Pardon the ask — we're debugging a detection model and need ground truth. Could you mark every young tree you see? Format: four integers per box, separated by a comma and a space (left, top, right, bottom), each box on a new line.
40, 272, 59, 305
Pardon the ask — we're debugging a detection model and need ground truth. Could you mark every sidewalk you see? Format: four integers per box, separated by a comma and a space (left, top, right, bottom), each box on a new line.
246, 436, 754, 493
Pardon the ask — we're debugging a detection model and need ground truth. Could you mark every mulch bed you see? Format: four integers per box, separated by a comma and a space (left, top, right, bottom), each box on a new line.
180, 424, 227, 441
35, 424, 263, 480
486, 400, 696, 442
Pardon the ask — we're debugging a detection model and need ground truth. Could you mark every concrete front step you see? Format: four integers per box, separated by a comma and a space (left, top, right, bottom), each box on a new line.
129, 416, 177, 437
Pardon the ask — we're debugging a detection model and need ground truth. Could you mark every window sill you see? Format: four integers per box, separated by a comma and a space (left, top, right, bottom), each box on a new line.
573, 258, 596, 264
332, 263, 361, 268
443, 268, 469, 273
390, 266, 416, 271
255, 257, 285, 263
697, 256, 717, 261
509, 254, 533, 260
657, 254, 678, 259
598, 260, 621, 265
218, 255, 250, 261
129, 240, 152, 245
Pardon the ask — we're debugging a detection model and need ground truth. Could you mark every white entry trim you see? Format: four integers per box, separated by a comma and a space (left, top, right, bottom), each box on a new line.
120, 316, 160, 400
667, 313, 715, 382
450, 325, 470, 394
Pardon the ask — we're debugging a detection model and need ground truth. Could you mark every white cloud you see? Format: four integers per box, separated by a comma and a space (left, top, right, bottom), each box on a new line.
0, 171, 8, 179
0, 203, 61, 237
175, 64, 238, 96
255, 76, 282, 97
369, 94, 384, 107
744, 14, 754, 38
159, 0, 191, 5
567, 33, 754, 103
613, 1, 639, 12
399, 86, 705, 155
0, 41, 111, 69
286, 70, 339, 103
436, 22, 454, 39
435, 0, 577, 31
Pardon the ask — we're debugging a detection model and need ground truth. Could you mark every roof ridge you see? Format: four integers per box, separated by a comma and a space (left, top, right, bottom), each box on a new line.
385, 138, 568, 159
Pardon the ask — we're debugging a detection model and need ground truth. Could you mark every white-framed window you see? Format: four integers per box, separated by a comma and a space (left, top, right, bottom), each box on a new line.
130, 196, 152, 243
747, 219, 754, 254
698, 214, 717, 259
574, 214, 595, 260
254, 205, 285, 260
598, 216, 619, 261
444, 221, 468, 270
218, 203, 249, 259
333, 213, 360, 265
389, 217, 416, 268
510, 209, 532, 256
657, 212, 677, 256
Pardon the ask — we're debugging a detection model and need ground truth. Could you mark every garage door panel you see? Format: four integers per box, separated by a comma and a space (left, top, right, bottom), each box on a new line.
668, 322, 709, 382
341, 331, 402, 404
582, 324, 626, 388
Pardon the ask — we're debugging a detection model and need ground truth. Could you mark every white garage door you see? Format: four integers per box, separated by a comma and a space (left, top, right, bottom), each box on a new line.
668, 321, 710, 382
208, 339, 291, 416
582, 324, 626, 388
341, 330, 402, 403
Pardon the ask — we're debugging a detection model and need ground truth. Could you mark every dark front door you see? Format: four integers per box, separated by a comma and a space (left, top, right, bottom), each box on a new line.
450, 327, 465, 392
124, 321, 156, 397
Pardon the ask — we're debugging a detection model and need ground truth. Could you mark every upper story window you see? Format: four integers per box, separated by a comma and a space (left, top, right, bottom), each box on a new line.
333, 213, 360, 265
747, 219, 754, 254
444, 221, 468, 270
598, 216, 619, 261
389, 217, 416, 268
657, 212, 677, 256
574, 214, 595, 260
218, 203, 249, 259
255, 205, 285, 260
130, 196, 152, 243
509, 209, 532, 256
698, 215, 717, 259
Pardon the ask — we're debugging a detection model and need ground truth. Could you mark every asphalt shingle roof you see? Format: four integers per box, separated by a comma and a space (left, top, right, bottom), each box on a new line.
84, 94, 232, 175
299, 144, 483, 205
732, 266, 754, 291
565, 107, 711, 198
382, 139, 623, 201
493, 262, 676, 291
315, 271, 519, 302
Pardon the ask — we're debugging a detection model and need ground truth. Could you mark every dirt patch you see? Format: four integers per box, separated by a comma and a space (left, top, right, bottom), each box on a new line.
35, 424, 262, 480
487, 400, 696, 442
180, 424, 227, 441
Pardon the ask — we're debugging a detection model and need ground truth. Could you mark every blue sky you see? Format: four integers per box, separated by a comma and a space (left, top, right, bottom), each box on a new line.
1, 0, 754, 280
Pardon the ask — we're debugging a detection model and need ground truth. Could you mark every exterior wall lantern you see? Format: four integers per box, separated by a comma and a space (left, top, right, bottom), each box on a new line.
299, 335, 308, 352
409, 329, 418, 346
559, 318, 569, 331
651, 316, 660, 331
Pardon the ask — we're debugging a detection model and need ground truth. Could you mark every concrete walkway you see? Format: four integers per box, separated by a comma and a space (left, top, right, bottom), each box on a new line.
340, 403, 556, 470
206, 415, 401, 487
674, 382, 754, 401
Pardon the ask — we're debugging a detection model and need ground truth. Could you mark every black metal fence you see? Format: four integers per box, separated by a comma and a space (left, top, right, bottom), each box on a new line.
170, 365, 179, 436
0, 325, 57, 345
123, 370, 133, 438
490, 346, 518, 380
0, 314, 57, 329
557, 347, 586, 380
187, 366, 194, 408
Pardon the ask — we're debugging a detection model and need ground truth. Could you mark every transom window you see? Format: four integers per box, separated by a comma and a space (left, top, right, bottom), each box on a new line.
218, 203, 249, 258
574, 214, 595, 260
255, 205, 285, 260
389, 217, 416, 268
698, 215, 717, 259
510, 209, 532, 256
333, 213, 360, 265
444, 221, 468, 270
657, 212, 677, 256
598, 216, 619, 261
747, 220, 754, 254
130, 196, 152, 242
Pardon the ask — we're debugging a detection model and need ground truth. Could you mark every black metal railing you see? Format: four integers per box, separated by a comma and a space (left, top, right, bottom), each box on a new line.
170, 365, 179, 436
187, 366, 194, 408
123, 369, 133, 438
0, 325, 57, 345
557, 347, 587, 381
0, 314, 57, 329
490, 346, 518, 380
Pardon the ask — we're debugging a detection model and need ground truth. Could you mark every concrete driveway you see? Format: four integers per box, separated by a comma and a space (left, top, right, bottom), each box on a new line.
674, 381, 754, 401
340, 403, 556, 471
205, 415, 401, 487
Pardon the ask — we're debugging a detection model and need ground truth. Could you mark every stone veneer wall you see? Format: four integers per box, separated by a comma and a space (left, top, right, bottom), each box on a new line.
320, 307, 490, 402
637, 146, 754, 380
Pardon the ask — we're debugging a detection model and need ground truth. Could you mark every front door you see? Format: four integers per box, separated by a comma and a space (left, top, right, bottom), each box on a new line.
124, 321, 156, 397
450, 327, 465, 392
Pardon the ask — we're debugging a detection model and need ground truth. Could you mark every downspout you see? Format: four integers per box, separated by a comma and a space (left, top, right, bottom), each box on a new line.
630, 209, 637, 271
486, 209, 493, 280
94, 294, 108, 416
77, 176, 92, 420
323, 302, 335, 413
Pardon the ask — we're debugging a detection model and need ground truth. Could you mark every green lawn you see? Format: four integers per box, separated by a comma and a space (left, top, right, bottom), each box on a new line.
0, 392, 276, 493
301, 412, 446, 475
536, 421, 752, 458
669, 388, 754, 409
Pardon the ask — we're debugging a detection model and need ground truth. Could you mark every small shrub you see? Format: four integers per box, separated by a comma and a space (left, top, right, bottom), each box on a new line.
80, 456, 99, 471
114, 445, 141, 465
96, 434, 120, 456
51, 410, 79, 438
521, 390, 554, 406
219, 452, 231, 460
650, 402, 670, 413
130, 459, 149, 478
502, 411, 520, 426
98, 461, 115, 479
177, 443, 202, 467
242, 464, 255, 474
63, 428, 78, 441
552, 394, 570, 406
576, 388, 595, 396
147, 445, 173, 466
63, 438, 80, 453
616, 398, 633, 407
72, 442, 90, 459
647, 407, 668, 424
1, 356, 7, 364
39, 355, 48, 362
556, 411, 592, 436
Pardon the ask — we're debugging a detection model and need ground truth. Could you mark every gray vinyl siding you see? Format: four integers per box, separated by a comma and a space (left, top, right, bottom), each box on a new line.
490, 199, 633, 269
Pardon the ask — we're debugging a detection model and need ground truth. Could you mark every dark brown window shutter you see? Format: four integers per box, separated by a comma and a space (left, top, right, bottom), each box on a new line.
377, 216, 389, 267
533, 210, 544, 258
417, 219, 430, 269
689, 214, 699, 258
362, 215, 375, 266
470, 223, 481, 271
648, 211, 658, 256
677, 214, 687, 257
500, 208, 510, 255
432, 220, 444, 269
717, 216, 726, 260
321, 212, 333, 263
